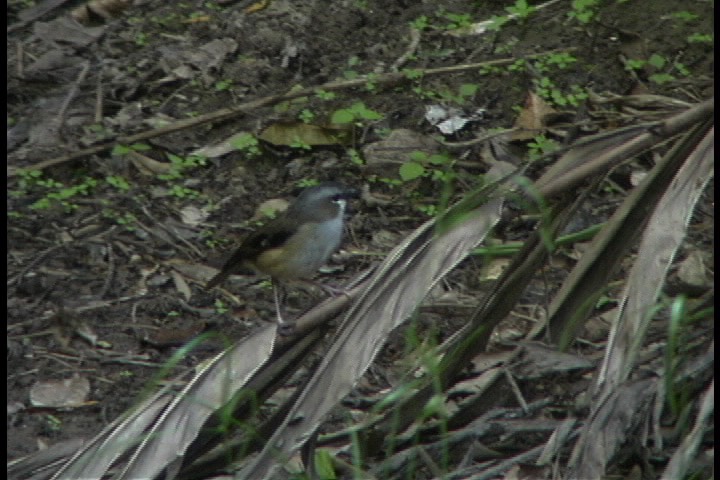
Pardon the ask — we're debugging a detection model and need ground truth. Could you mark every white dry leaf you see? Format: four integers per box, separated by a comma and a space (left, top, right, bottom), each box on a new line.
30, 375, 90, 408
425, 104, 486, 135
171, 270, 192, 301
180, 205, 209, 227
629, 169, 648, 186
480, 257, 511, 281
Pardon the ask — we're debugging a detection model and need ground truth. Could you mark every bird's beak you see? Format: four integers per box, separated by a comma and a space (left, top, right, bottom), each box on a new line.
339, 188, 360, 215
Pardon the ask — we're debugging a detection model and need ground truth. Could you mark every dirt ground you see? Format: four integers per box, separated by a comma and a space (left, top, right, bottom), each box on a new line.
7, 0, 713, 476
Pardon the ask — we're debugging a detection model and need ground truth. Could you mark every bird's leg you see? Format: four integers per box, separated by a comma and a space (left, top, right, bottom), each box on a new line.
272, 280, 286, 324
272, 280, 296, 336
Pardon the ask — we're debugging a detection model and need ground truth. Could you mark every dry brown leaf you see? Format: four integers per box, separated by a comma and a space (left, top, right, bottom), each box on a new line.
258, 122, 350, 146
244, 0, 272, 14
71, 0, 133, 24
512, 91, 557, 141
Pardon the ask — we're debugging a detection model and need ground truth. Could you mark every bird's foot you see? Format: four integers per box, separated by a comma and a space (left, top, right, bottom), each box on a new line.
277, 320, 297, 336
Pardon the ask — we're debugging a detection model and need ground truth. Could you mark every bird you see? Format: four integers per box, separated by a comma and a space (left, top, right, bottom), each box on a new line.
206, 182, 358, 326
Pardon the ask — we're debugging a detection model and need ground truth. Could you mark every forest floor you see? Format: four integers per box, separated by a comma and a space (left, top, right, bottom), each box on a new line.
7, 0, 713, 478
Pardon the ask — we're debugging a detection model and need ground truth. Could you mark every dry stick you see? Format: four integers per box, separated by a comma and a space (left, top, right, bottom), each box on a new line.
9, 48, 576, 177
440, 127, 518, 148
390, 26, 421, 72
16, 41, 23, 77
57, 61, 90, 128
97, 241, 115, 298
95, 69, 104, 123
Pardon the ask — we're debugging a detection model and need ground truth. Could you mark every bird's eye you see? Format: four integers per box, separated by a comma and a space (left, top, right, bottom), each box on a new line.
332, 196, 347, 208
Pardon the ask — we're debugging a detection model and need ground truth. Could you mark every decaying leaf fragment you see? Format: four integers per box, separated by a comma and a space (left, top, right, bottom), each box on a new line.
71, 0, 134, 24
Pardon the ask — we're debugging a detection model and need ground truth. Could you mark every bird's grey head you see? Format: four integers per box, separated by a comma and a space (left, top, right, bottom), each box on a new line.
289, 182, 358, 218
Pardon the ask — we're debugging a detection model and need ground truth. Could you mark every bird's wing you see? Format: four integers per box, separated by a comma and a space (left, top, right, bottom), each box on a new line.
205, 219, 296, 289
238, 220, 297, 258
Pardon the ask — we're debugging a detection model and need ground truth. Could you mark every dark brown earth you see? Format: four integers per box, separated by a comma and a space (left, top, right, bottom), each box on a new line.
7, 0, 713, 477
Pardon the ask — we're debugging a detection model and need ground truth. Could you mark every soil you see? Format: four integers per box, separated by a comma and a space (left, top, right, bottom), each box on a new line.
6, 0, 713, 476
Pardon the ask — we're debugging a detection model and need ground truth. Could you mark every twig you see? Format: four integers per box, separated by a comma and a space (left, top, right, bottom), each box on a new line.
95, 69, 104, 122
504, 367, 529, 414
16, 41, 23, 77
439, 127, 516, 148
98, 242, 115, 298
390, 27, 421, 72
56, 61, 90, 129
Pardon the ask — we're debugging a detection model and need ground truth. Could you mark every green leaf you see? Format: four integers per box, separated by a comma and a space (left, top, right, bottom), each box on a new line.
670, 11, 698, 22
649, 73, 675, 85
314, 450, 337, 479
231, 133, 259, 150
648, 53, 666, 69
314, 89, 336, 100
331, 109, 355, 124
399, 162, 425, 181
350, 102, 382, 120
409, 151, 428, 162
687, 33, 712, 43
428, 154, 449, 165
625, 59, 646, 70
342, 70, 359, 80
459, 83, 479, 97
358, 108, 382, 120
112, 144, 132, 156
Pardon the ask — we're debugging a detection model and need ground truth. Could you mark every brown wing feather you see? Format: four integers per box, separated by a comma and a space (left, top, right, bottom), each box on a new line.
205, 219, 296, 289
